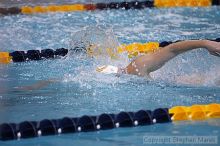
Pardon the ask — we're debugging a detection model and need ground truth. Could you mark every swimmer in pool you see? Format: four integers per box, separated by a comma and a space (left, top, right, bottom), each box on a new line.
129, 40, 220, 85
124, 40, 220, 77
17, 40, 220, 91
99, 40, 220, 78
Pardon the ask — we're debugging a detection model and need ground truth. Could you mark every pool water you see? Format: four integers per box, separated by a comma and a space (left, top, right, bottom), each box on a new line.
0, 6, 220, 146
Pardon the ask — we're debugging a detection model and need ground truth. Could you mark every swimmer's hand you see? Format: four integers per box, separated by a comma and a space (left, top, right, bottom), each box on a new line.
96, 65, 119, 74
15, 79, 58, 91
205, 40, 220, 57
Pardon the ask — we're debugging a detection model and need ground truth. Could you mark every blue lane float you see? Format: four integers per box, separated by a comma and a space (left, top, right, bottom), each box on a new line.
9, 48, 68, 62
2, 103, 220, 141
0, 108, 171, 141
96, 1, 154, 10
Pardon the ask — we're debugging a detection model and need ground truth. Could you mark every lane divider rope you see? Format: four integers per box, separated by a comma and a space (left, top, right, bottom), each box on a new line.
0, 0, 219, 15
0, 103, 219, 141
0, 38, 219, 64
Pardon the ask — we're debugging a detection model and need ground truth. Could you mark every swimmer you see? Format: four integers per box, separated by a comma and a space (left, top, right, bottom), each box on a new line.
98, 40, 220, 79
125, 40, 220, 77
17, 40, 220, 91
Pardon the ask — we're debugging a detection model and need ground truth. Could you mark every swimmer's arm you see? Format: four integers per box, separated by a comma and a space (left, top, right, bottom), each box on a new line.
125, 40, 220, 76
15, 79, 59, 91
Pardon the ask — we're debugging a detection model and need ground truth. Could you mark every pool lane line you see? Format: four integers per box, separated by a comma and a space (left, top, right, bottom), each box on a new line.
169, 103, 220, 121
0, 103, 220, 141
0, 52, 11, 64
0, 42, 158, 64
0, 38, 220, 64
0, 0, 219, 16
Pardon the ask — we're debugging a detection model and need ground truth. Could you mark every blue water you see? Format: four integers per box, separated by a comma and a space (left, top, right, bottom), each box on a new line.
0, 6, 220, 146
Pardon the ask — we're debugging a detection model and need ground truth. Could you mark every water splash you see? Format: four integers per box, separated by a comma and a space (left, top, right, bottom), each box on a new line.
69, 25, 119, 55
66, 25, 130, 72
152, 49, 220, 87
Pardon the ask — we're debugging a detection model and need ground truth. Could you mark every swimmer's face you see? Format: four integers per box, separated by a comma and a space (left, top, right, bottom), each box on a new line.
86, 44, 102, 57
86, 44, 119, 59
